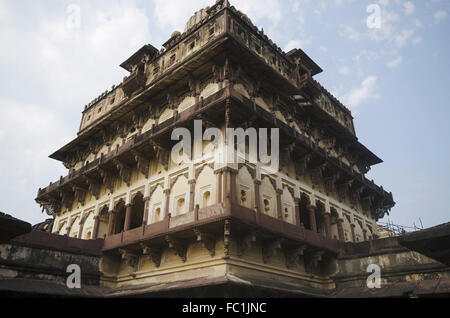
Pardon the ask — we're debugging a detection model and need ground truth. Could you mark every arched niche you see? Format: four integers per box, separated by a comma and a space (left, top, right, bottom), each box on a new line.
281, 187, 295, 225
170, 174, 189, 216
195, 165, 215, 209
149, 184, 164, 224
260, 176, 277, 218
237, 166, 255, 210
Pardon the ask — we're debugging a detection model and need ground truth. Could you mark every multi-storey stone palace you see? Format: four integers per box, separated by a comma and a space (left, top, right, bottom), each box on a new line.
23, 0, 445, 297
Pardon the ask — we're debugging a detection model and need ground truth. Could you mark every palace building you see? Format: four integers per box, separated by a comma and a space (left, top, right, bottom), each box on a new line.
19, 0, 447, 297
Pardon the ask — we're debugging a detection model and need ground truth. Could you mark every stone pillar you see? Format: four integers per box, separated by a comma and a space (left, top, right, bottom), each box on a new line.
124, 204, 132, 232
276, 189, 283, 220
222, 168, 231, 209
164, 189, 171, 220
189, 180, 196, 212
230, 169, 238, 205
363, 229, 368, 241
254, 180, 261, 222
216, 170, 223, 204
308, 205, 317, 233
78, 218, 85, 239
143, 197, 150, 225
337, 218, 345, 242
324, 213, 331, 239
351, 223, 356, 242
107, 211, 116, 236
92, 216, 100, 239
294, 198, 301, 227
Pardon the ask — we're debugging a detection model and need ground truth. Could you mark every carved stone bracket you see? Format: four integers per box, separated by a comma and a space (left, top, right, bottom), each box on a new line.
119, 249, 139, 269
262, 239, 282, 264
59, 190, 74, 210
237, 232, 257, 257
72, 185, 87, 206
194, 229, 216, 257
152, 142, 170, 171
140, 243, 162, 268
99, 168, 115, 193
113, 159, 132, 186
285, 245, 307, 268
165, 235, 187, 262
306, 251, 324, 270
132, 150, 150, 177
84, 176, 102, 200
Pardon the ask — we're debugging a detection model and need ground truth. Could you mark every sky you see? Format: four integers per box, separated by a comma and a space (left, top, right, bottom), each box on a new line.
0, 0, 449, 230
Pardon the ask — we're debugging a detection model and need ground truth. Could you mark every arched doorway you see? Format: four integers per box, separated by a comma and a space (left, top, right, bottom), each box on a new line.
130, 192, 145, 230
113, 199, 126, 235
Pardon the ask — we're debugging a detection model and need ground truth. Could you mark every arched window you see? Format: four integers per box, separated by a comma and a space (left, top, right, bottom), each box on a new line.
202, 191, 211, 208
176, 198, 186, 215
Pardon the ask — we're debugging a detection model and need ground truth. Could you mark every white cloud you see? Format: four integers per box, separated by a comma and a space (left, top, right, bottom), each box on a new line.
387, 56, 403, 68
394, 29, 414, 47
0, 1, 151, 107
412, 36, 423, 45
403, 2, 415, 15
338, 66, 350, 76
434, 10, 447, 22
342, 76, 379, 110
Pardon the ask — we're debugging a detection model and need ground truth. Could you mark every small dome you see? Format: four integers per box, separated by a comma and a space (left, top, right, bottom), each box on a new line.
171, 31, 181, 39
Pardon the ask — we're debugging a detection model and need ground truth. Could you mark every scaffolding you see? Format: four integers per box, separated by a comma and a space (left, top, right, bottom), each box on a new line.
378, 219, 424, 237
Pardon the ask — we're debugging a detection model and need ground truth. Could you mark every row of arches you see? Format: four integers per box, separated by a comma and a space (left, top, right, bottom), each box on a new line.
56, 164, 373, 242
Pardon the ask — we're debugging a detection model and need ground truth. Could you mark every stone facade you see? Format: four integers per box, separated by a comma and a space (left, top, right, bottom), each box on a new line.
31, 0, 402, 295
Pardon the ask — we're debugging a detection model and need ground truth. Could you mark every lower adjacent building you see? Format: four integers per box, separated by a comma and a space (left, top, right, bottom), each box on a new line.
1, 215, 449, 298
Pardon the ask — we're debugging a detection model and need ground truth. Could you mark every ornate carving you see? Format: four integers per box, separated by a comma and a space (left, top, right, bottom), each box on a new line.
72, 185, 87, 206
285, 245, 307, 268
151, 142, 170, 171
140, 243, 162, 268
60, 191, 74, 210
295, 153, 312, 177
99, 168, 115, 193
237, 232, 257, 257
262, 239, 282, 264
194, 229, 216, 257
132, 150, 150, 177
224, 220, 231, 257
113, 159, 132, 186
84, 176, 102, 200
165, 235, 187, 262
119, 249, 139, 269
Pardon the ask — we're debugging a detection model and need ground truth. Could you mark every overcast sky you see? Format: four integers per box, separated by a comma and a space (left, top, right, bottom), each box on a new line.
0, 0, 449, 229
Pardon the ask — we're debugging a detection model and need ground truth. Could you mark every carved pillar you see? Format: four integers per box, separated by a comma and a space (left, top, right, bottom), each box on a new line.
77, 217, 85, 239
324, 213, 331, 239
124, 204, 132, 232
337, 218, 345, 242
294, 198, 301, 227
92, 216, 100, 239
254, 180, 261, 223
351, 223, 356, 242
363, 229, 368, 241
308, 205, 318, 233
215, 170, 223, 203
143, 197, 150, 225
164, 189, 171, 220
189, 180, 196, 212
107, 211, 116, 236
222, 168, 231, 209
230, 169, 238, 205
276, 189, 283, 220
